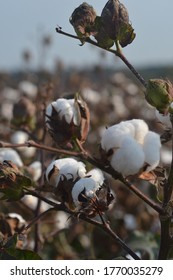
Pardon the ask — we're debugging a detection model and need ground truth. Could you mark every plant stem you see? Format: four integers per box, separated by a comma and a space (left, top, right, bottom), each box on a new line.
23, 190, 140, 259
121, 178, 164, 215
163, 114, 173, 207
18, 208, 53, 234
158, 215, 172, 259
55, 27, 147, 89
158, 114, 173, 259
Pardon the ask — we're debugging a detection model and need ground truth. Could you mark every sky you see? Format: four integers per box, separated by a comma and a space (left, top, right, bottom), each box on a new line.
1, 0, 173, 71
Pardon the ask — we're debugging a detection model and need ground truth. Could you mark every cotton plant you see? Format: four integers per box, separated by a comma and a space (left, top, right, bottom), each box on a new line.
2, 0, 173, 261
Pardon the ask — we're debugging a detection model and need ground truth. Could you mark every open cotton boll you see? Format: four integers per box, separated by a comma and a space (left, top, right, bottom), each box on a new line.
110, 137, 145, 176
55, 99, 75, 124
72, 177, 99, 207
18, 80, 38, 99
29, 161, 42, 181
129, 119, 149, 144
10, 131, 36, 158
45, 158, 86, 187
86, 168, 104, 186
6, 213, 26, 226
101, 121, 135, 152
22, 195, 51, 212
155, 110, 171, 128
0, 148, 23, 167
143, 131, 161, 171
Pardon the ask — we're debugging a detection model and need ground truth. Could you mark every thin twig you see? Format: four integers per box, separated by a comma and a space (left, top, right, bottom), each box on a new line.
18, 208, 53, 234
55, 27, 147, 89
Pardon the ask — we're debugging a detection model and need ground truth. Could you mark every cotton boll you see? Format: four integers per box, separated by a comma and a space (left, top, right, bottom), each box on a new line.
45, 158, 86, 187
22, 195, 51, 212
18, 81, 38, 99
101, 122, 135, 152
6, 213, 26, 227
160, 147, 172, 165
110, 137, 145, 176
1, 102, 13, 120
54, 99, 75, 124
81, 88, 101, 105
86, 168, 104, 186
155, 110, 171, 128
54, 211, 70, 230
10, 131, 36, 158
50, 98, 80, 126
129, 119, 149, 144
72, 177, 99, 207
143, 131, 161, 171
0, 148, 23, 167
28, 161, 42, 181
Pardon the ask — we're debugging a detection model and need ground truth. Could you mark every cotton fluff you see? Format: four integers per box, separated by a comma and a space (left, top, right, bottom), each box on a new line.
86, 168, 104, 186
100, 119, 161, 176
45, 158, 86, 187
0, 148, 23, 167
129, 119, 149, 144
72, 168, 105, 207
110, 137, 145, 176
29, 161, 42, 181
155, 109, 171, 128
143, 131, 161, 171
45, 98, 80, 126
72, 177, 100, 207
10, 131, 36, 158
101, 121, 135, 152
101, 119, 149, 152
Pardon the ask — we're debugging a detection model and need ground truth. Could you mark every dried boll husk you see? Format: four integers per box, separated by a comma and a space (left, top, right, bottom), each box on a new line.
100, 0, 135, 47
12, 96, 36, 130
69, 2, 97, 41
93, 16, 114, 49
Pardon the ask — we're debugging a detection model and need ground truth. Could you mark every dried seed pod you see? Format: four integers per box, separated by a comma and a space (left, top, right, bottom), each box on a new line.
94, 16, 114, 49
12, 96, 36, 130
101, 0, 135, 47
70, 2, 97, 40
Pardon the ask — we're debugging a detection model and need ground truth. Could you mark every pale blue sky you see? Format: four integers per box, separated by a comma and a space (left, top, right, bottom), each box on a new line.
1, 0, 173, 71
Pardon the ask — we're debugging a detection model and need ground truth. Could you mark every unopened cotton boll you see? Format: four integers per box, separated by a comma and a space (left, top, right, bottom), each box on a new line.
0, 148, 23, 167
110, 137, 145, 176
143, 131, 161, 171
46, 158, 86, 187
